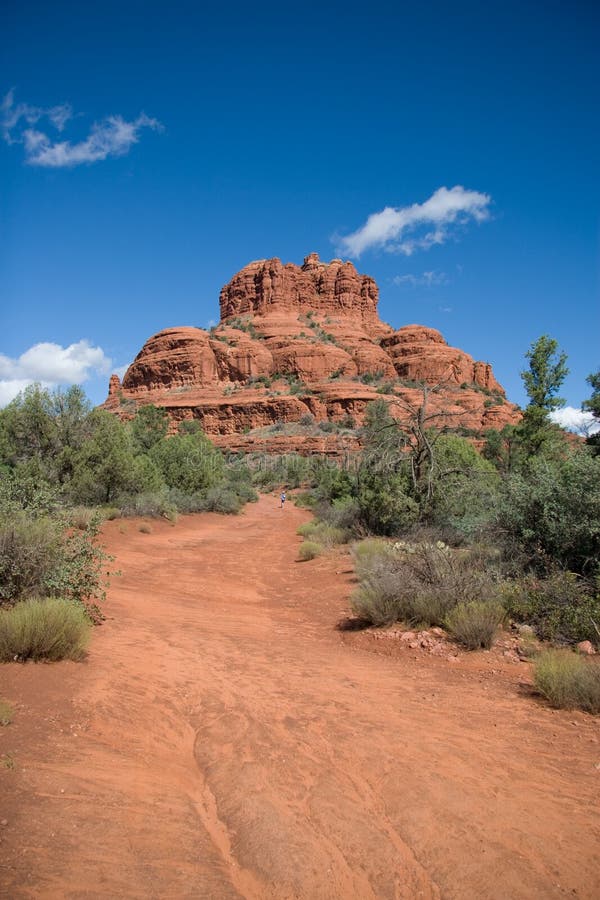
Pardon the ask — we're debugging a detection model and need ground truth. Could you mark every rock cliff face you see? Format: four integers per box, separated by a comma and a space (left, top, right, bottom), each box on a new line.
219, 253, 383, 333
103, 254, 520, 454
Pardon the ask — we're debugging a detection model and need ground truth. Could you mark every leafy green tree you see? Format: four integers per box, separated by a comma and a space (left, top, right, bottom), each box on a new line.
496, 450, 600, 578
520, 335, 569, 455
150, 433, 224, 493
0, 384, 92, 487
0, 384, 56, 469
582, 369, 600, 454
130, 454, 166, 494
356, 471, 418, 535
521, 335, 569, 412
70, 410, 141, 504
313, 463, 353, 503
131, 404, 169, 452
427, 434, 500, 535
50, 386, 92, 482
482, 424, 524, 474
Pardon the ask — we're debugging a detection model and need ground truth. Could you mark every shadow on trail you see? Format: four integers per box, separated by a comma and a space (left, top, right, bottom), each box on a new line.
336, 616, 372, 632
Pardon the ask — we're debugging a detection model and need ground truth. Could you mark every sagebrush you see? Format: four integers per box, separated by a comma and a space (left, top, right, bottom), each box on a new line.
0, 599, 91, 662
534, 650, 600, 713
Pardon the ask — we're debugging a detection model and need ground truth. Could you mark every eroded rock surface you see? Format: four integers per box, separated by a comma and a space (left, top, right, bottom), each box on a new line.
102, 253, 520, 453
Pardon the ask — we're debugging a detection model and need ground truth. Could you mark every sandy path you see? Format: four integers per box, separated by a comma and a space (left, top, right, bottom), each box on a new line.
1, 495, 599, 899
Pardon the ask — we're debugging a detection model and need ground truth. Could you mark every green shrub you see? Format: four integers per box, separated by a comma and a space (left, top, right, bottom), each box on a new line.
0, 514, 62, 606
426, 434, 500, 539
445, 600, 505, 650
356, 471, 419, 536
376, 381, 395, 395
164, 488, 207, 513
139, 523, 152, 534
298, 521, 347, 547
298, 541, 321, 561
225, 478, 258, 505
318, 420, 337, 433
150, 432, 224, 493
200, 486, 242, 514
502, 572, 600, 645
293, 492, 315, 508
316, 497, 361, 533
312, 464, 353, 504
297, 522, 317, 538
120, 492, 178, 521
0, 599, 91, 662
496, 451, 600, 578
44, 517, 114, 614
534, 650, 600, 713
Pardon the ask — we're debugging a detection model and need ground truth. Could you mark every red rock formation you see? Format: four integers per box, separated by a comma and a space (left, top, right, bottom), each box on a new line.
219, 253, 383, 333
381, 326, 503, 391
102, 254, 520, 454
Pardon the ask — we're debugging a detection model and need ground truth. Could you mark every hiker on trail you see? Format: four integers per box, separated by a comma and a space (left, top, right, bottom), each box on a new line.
280, 491, 286, 509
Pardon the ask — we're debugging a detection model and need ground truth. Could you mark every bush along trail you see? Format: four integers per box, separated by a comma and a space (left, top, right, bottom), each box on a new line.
1, 494, 599, 899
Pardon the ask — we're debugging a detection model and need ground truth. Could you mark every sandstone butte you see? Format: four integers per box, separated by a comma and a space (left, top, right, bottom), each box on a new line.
102, 253, 521, 455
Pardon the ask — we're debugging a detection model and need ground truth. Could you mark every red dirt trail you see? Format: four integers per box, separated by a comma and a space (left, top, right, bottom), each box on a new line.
1, 495, 599, 899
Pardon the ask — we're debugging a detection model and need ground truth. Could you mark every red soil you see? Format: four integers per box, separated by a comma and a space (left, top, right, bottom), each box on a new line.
1, 496, 599, 898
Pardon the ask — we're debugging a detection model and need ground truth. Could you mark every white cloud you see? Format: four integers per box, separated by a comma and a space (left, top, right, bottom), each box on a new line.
23, 114, 162, 168
336, 186, 492, 258
550, 407, 600, 435
0, 340, 113, 406
0, 379, 53, 407
2, 89, 162, 167
393, 270, 448, 288
1, 88, 72, 143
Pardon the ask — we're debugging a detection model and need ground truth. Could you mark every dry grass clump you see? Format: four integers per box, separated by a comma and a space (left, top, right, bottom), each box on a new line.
534, 650, 600, 713
68, 507, 97, 530
139, 523, 153, 534
445, 600, 505, 650
0, 599, 91, 662
351, 538, 394, 580
296, 521, 347, 546
351, 540, 501, 632
298, 541, 322, 561
0, 700, 13, 726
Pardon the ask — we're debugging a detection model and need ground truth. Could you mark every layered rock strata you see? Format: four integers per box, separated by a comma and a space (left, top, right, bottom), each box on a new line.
103, 254, 520, 454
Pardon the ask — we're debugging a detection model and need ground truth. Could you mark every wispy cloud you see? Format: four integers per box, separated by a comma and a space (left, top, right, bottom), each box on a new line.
392, 270, 449, 288
0, 340, 113, 406
335, 186, 491, 258
1, 88, 72, 143
550, 407, 600, 436
2, 89, 162, 167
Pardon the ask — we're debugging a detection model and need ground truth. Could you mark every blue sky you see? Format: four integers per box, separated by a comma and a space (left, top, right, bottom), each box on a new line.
1, 0, 598, 427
